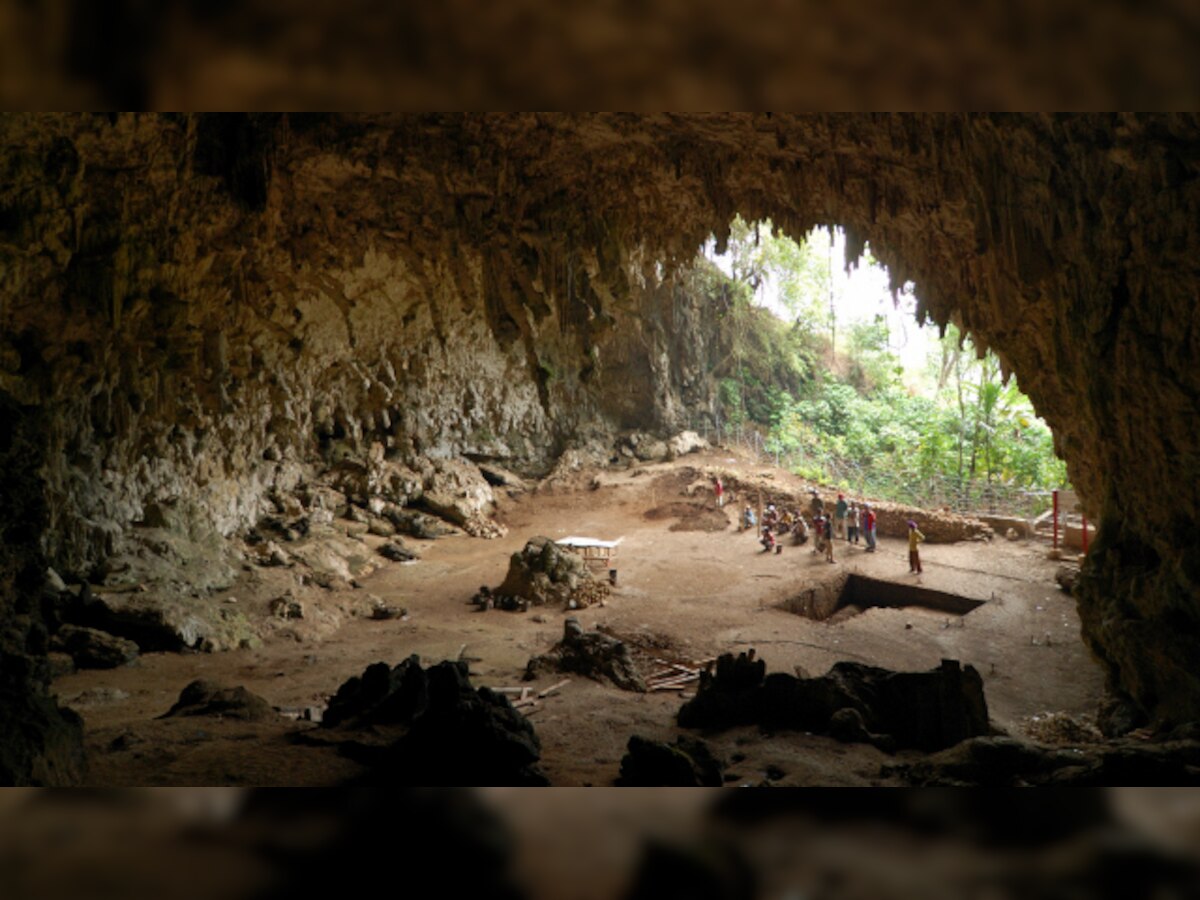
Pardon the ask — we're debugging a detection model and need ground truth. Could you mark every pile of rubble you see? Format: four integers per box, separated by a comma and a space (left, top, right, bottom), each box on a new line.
678, 651, 991, 753
318, 656, 549, 785
524, 618, 646, 692
1022, 711, 1104, 746
473, 536, 610, 612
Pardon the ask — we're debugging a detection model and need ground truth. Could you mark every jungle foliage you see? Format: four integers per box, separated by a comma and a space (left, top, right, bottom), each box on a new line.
699, 218, 1069, 512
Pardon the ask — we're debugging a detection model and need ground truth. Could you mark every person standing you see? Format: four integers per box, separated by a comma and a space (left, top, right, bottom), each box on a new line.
834, 493, 848, 540
824, 515, 836, 563
809, 489, 824, 520
907, 520, 925, 573
848, 503, 860, 545
713, 475, 725, 508
863, 504, 877, 552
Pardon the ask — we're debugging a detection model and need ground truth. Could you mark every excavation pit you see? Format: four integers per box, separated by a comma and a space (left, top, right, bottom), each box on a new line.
782, 573, 985, 621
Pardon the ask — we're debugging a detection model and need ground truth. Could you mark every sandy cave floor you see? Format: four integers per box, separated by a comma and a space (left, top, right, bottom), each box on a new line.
52, 450, 1104, 786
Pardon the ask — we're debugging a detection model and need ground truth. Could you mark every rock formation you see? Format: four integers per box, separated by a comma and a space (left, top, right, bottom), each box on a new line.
493, 537, 607, 610
678, 651, 990, 753
320, 657, 549, 786
2, 113, 1200, 779
524, 617, 645, 691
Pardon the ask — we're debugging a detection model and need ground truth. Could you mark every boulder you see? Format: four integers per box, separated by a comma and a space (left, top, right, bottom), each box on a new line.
160, 679, 277, 722
383, 506, 454, 540
387, 661, 548, 786
829, 706, 897, 753
67, 589, 257, 652
676, 650, 767, 730
418, 457, 506, 538
323, 658, 549, 786
52, 624, 138, 669
322, 655, 429, 729
378, 541, 419, 563
679, 653, 990, 752
367, 516, 397, 537
666, 430, 709, 459
1055, 564, 1081, 595
617, 734, 723, 786
269, 594, 304, 620
524, 618, 645, 691
476, 462, 530, 490
495, 536, 595, 608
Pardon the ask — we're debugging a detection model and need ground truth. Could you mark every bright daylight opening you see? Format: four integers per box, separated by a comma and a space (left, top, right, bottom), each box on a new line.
700, 217, 1070, 523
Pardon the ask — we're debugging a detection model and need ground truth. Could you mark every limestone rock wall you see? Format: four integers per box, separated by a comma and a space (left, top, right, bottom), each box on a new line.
0, 114, 718, 580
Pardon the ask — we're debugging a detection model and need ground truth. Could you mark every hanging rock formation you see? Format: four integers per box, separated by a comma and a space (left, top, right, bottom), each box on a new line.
2, 113, 1200, 780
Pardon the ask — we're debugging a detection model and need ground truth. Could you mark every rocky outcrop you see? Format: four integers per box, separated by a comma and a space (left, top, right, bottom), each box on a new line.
322, 658, 549, 786
616, 734, 723, 787
3, 113, 1200, 761
321, 655, 429, 729
678, 652, 990, 753
161, 680, 278, 722
524, 617, 645, 691
51, 624, 138, 669
494, 537, 606, 609
0, 395, 85, 785
889, 734, 1200, 786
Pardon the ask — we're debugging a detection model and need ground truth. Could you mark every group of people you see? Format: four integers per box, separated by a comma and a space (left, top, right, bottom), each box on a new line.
804, 490, 879, 563
723, 478, 926, 572
744, 502, 812, 555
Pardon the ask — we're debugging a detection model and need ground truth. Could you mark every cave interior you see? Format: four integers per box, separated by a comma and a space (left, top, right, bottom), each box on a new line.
1, 112, 1199, 785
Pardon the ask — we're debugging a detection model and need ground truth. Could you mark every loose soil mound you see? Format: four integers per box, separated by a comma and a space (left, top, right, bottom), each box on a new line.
643, 502, 728, 533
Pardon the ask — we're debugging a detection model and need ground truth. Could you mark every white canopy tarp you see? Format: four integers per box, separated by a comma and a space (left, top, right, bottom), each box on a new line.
556, 536, 624, 549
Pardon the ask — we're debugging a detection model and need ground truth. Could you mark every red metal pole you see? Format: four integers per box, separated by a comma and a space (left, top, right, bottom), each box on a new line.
1052, 490, 1059, 550
1081, 514, 1089, 554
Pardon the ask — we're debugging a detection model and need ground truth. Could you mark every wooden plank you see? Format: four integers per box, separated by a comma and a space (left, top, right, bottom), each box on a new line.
651, 657, 698, 674
537, 679, 571, 699
647, 674, 699, 688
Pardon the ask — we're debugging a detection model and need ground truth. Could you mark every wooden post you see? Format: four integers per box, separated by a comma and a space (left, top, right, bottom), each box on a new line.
1052, 489, 1059, 550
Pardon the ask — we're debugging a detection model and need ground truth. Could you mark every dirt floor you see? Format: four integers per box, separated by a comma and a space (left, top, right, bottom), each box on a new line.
52, 449, 1105, 786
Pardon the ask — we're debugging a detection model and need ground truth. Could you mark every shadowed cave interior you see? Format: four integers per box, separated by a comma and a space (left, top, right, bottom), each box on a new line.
2, 113, 1199, 785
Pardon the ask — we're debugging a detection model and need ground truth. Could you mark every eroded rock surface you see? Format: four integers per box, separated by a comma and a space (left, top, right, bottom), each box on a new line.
617, 734, 723, 787
678, 652, 990, 753
494, 537, 609, 609
161, 680, 278, 722
524, 617, 645, 691
321, 658, 549, 786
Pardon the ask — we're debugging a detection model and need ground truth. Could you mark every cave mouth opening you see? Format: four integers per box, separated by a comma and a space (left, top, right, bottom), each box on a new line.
697, 216, 1070, 523
781, 573, 985, 622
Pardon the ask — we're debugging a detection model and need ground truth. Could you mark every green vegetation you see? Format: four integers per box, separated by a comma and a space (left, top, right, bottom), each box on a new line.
702, 218, 1069, 515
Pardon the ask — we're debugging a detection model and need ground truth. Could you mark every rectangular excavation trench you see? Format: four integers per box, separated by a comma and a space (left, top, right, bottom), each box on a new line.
782, 573, 985, 621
